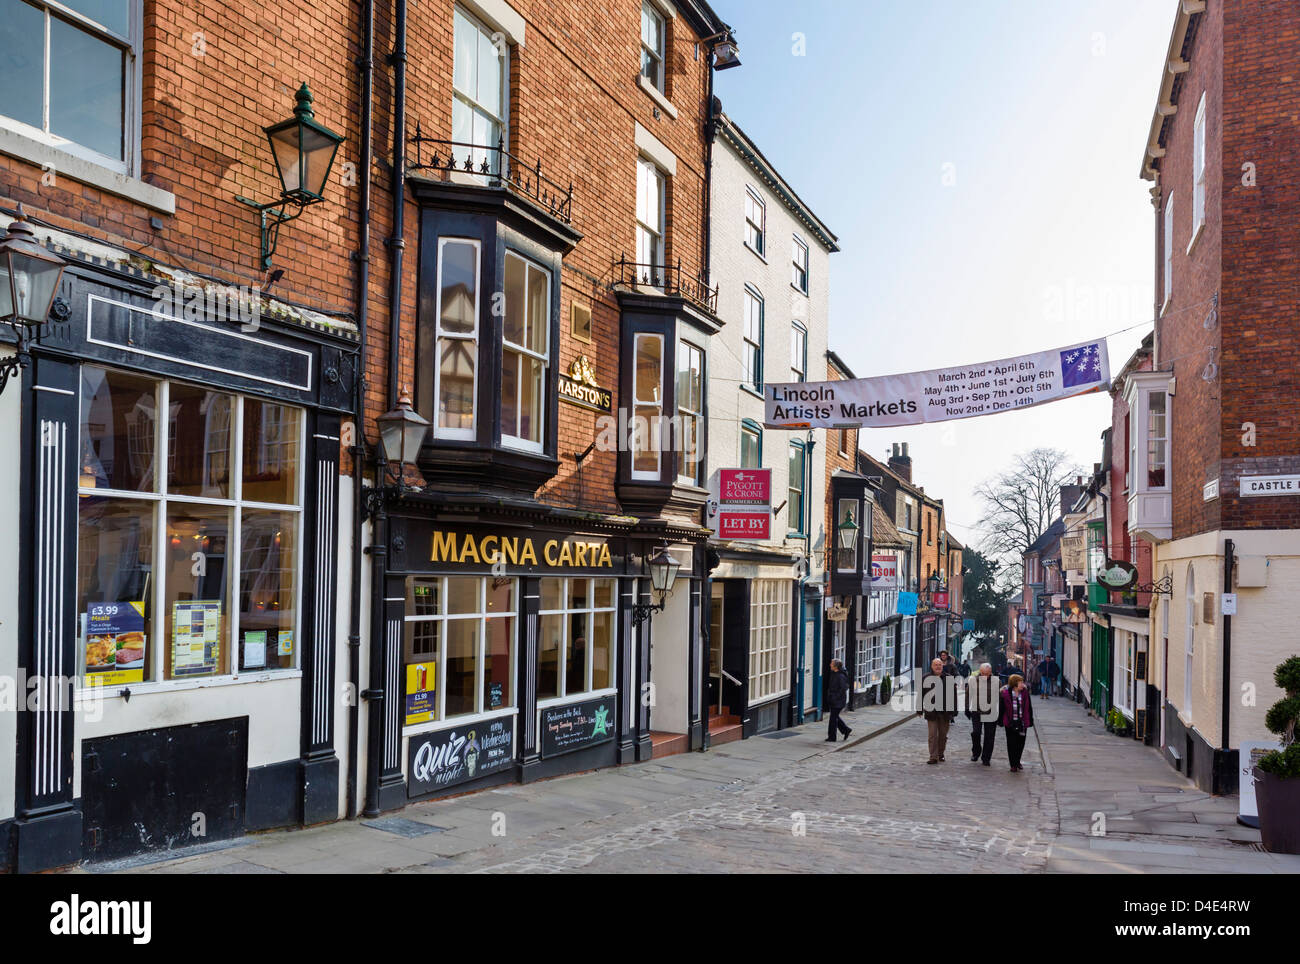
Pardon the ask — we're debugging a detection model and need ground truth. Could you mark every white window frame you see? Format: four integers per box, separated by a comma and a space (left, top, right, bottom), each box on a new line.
790, 321, 807, 382
452, 4, 509, 175
500, 249, 549, 454
640, 0, 666, 93
744, 186, 766, 256
433, 237, 482, 441
1163, 194, 1174, 312
537, 577, 619, 706
675, 338, 704, 486
900, 618, 915, 678
1184, 564, 1195, 716
792, 236, 809, 293
748, 578, 791, 704
403, 576, 519, 731
740, 419, 762, 469
636, 156, 666, 278
787, 440, 806, 536
631, 331, 664, 481
1190, 92, 1206, 251
75, 372, 306, 695
1114, 630, 1133, 716
742, 286, 763, 391
1, 0, 143, 176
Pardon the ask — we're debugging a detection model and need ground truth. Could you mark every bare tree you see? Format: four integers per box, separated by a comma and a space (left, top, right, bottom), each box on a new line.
975, 447, 1080, 590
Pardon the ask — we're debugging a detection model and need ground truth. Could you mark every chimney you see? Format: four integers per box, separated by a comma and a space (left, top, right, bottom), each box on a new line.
888, 441, 912, 482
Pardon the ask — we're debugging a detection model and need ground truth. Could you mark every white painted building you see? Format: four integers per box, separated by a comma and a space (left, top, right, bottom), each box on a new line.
703, 112, 838, 736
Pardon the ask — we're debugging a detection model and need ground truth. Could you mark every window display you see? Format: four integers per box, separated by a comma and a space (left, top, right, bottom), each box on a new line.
538, 577, 616, 702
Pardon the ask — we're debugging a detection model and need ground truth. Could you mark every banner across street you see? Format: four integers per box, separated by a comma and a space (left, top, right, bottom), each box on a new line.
763, 338, 1111, 429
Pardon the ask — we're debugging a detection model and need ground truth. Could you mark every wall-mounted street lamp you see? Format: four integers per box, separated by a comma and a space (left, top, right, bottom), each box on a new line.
702, 30, 742, 70
0, 205, 68, 396
236, 83, 344, 270
363, 390, 431, 518
632, 546, 681, 626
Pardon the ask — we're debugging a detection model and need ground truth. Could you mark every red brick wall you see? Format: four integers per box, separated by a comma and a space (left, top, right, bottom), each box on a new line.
1153, 0, 1223, 539
1219, 0, 1300, 529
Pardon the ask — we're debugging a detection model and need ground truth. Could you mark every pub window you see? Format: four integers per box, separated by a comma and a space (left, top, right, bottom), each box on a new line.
452, 4, 507, 175
538, 578, 617, 701
631, 332, 663, 480
2, 0, 141, 173
676, 339, 704, 485
742, 286, 763, 391
501, 250, 549, 451
740, 418, 762, 469
433, 237, 480, 440
403, 576, 517, 724
76, 367, 304, 686
748, 578, 790, 703
787, 440, 806, 535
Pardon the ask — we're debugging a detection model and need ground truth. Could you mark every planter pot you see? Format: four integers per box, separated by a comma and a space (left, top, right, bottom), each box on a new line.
1253, 767, 1300, 855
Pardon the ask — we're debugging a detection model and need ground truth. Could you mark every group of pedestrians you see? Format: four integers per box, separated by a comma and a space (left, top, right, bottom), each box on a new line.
1027, 653, 1060, 699
921, 651, 1035, 771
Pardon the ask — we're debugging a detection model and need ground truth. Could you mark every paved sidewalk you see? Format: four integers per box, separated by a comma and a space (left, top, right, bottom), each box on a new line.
1033, 695, 1300, 873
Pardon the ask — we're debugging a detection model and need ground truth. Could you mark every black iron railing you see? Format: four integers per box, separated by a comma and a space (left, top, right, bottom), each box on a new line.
613, 254, 719, 315
407, 128, 574, 224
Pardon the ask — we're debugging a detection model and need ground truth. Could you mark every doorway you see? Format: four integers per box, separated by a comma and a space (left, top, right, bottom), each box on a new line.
708, 582, 724, 715
803, 596, 821, 719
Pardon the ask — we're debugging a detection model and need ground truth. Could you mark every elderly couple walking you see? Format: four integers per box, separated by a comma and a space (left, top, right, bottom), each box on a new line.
920, 657, 1035, 771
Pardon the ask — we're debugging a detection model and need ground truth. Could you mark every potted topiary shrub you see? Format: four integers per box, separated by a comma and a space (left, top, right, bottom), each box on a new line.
880, 675, 892, 705
1253, 655, 1300, 855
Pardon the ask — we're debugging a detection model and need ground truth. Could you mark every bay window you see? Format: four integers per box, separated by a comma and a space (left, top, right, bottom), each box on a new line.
743, 286, 763, 391
77, 366, 304, 686
632, 332, 663, 480
501, 251, 549, 450
1146, 390, 1167, 488
432, 237, 480, 440
538, 577, 617, 701
2, 0, 139, 172
403, 576, 517, 725
452, 4, 507, 175
748, 579, 790, 703
676, 340, 704, 485
1122, 372, 1172, 540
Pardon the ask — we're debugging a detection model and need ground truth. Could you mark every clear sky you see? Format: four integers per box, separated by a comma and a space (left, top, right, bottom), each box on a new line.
712, 0, 1175, 552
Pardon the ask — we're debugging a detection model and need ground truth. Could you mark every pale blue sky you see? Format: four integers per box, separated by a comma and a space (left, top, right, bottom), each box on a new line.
712, 0, 1175, 551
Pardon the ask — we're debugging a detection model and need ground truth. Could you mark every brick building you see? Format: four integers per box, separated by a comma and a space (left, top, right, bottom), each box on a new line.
1136, 0, 1300, 792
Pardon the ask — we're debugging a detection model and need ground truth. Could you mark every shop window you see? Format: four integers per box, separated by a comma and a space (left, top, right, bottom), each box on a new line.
748, 579, 790, 703
1, 0, 140, 172
432, 238, 481, 440
676, 339, 704, 485
792, 236, 809, 293
403, 576, 517, 725
76, 367, 304, 686
899, 619, 914, 675
452, 4, 507, 176
740, 419, 762, 469
501, 250, 549, 451
538, 577, 617, 702
742, 286, 763, 391
631, 332, 663, 480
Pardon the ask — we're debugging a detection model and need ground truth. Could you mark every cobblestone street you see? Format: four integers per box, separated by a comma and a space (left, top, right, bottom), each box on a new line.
81, 698, 1300, 875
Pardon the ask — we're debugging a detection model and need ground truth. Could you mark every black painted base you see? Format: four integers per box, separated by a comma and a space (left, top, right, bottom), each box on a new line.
1161, 702, 1240, 795
635, 734, 653, 762
0, 817, 12, 872
301, 754, 340, 826
688, 720, 704, 751
616, 739, 637, 765
532, 739, 621, 781
377, 776, 407, 814
247, 759, 300, 832
14, 805, 82, 874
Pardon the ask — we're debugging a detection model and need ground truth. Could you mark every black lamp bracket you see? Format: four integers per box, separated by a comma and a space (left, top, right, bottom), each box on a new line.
235, 193, 318, 270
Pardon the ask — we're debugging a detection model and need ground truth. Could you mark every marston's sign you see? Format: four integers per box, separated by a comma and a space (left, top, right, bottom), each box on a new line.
431, 530, 613, 568
763, 338, 1110, 429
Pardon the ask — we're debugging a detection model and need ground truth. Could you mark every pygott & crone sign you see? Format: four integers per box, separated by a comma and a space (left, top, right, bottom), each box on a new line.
764, 339, 1110, 429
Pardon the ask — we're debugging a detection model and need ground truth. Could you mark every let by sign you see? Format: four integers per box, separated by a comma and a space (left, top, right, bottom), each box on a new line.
718, 512, 771, 540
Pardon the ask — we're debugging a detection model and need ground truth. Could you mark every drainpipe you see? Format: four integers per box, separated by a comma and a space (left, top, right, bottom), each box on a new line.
1222, 538, 1234, 751
702, 45, 716, 285
386, 0, 409, 406
345, 0, 375, 821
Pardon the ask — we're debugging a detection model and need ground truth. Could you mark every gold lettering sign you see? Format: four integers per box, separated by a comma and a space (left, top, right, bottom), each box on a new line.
558, 357, 611, 413
431, 531, 613, 569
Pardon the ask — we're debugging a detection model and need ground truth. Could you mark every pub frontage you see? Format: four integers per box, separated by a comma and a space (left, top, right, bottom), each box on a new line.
2, 230, 358, 872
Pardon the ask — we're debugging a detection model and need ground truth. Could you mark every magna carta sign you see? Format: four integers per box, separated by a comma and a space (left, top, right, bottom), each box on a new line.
431, 530, 614, 569
764, 338, 1110, 429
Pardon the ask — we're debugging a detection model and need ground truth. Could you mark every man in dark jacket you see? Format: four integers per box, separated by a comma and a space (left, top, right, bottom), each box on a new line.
920, 657, 958, 763
825, 658, 852, 742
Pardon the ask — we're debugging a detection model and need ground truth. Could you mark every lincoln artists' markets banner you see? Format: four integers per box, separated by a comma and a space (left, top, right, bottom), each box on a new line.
764, 339, 1110, 429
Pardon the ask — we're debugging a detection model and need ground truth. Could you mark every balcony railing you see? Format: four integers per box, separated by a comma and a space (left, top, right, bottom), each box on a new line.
613, 254, 719, 315
407, 128, 574, 224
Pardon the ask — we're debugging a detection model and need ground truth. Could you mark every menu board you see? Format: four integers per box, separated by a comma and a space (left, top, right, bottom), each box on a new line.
405, 661, 437, 725
85, 601, 147, 686
242, 630, 267, 670
407, 716, 514, 797
541, 695, 617, 758
172, 601, 222, 676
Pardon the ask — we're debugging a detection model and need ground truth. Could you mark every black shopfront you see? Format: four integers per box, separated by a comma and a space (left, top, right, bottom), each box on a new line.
4, 252, 356, 872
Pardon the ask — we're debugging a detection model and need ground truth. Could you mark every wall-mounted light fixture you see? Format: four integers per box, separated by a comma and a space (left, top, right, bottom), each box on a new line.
0, 205, 68, 396
632, 546, 681, 626
236, 83, 344, 270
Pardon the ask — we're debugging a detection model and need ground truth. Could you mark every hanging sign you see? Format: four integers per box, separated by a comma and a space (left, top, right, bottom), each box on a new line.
714, 468, 772, 541
763, 338, 1110, 429
1096, 559, 1139, 591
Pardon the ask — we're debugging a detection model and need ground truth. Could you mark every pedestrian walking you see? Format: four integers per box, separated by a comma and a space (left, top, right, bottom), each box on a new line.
998, 674, 1034, 772
1042, 655, 1059, 699
824, 658, 852, 743
959, 659, 971, 678
921, 657, 958, 764
939, 650, 958, 678
967, 662, 999, 765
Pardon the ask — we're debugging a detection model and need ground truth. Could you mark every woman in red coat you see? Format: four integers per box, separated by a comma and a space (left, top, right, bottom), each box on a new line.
998, 674, 1034, 772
